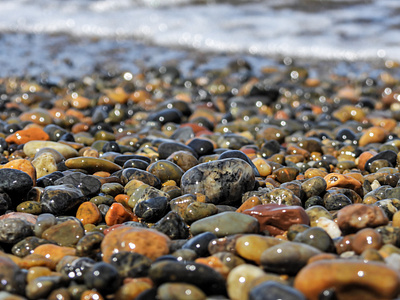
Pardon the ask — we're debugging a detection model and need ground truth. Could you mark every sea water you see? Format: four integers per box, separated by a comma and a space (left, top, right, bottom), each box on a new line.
0, 0, 399, 79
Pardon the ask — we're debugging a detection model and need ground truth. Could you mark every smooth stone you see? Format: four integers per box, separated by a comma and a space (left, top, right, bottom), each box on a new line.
76, 201, 102, 226
242, 204, 309, 235
337, 204, 389, 234
32, 152, 58, 179
158, 141, 198, 159
166, 150, 199, 172
100, 182, 124, 197
104, 202, 138, 226
74, 229, 103, 256
0, 158, 36, 184
272, 167, 299, 183
190, 212, 259, 237
183, 201, 218, 224
0, 192, 11, 213
25, 275, 64, 299
33, 244, 76, 266
54, 172, 101, 197
34, 213, 57, 238
0, 168, 34, 206
115, 280, 153, 300
122, 159, 150, 170
219, 150, 261, 177
305, 205, 333, 227
148, 108, 183, 125
64, 157, 122, 174
12, 236, 53, 257
182, 232, 217, 257
249, 281, 306, 300
134, 196, 169, 223
42, 219, 85, 247
83, 262, 121, 294
147, 160, 184, 185
187, 138, 214, 156
36, 171, 64, 188
40, 184, 85, 215
127, 181, 170, 210
294, 259, 400, 300
17, 201, 42, 214
208, 234, 243, 255
323, 191, 352, 210
157, 283, 206, 300
114, 154, 151, 166
153, 211, 190, 240
23, 141, 78, 159
181, 158, 255, 205
101, 225, 170, 262
149, 260, 226, 295
109, 251, 152, 278
235, 234, 285, 264
260, 242, 322, 275
227, 264, 267, 300
120, 168, 161, 188
293, 226, 334, 252
0, 218, 33, 244
351, 228, 383, 254
301, 176, 327, 198
316, 217, 342, 239
0, 257, 27, 294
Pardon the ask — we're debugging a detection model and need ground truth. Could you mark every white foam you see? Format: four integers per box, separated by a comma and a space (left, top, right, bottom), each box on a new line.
0, 0, 399, 62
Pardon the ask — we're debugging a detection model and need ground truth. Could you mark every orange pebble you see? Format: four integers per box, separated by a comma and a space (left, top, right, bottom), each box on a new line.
93, 171, 111, 177
195, 256, 230, 278
324, 173, 362, 195
115, 194, 130, 207
80, 290, 104, 300
33, 244, 76, 267
18, 254, 56, 270
5, 127, 49, 145
76, 202, 102, 225
236, 196, 262, 213
105, 203, 138, 226
0, 158, 36, 184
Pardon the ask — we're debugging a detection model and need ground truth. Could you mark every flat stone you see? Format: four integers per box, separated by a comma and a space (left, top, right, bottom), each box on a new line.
190, 212, 259, 237
24, 141, 78, 159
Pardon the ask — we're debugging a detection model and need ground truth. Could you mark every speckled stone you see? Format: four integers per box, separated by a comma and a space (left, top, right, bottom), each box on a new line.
181, 158, 255, 205
120, 168, 161, 188
190, 212, 259, 237
153, 211, 190, 240
101, 225, 170, 262
12, 236, 55, 257
0, 218, 34, 244
42, 219, 85, 247
0, 256, 27, 294
337, 203, 389, 234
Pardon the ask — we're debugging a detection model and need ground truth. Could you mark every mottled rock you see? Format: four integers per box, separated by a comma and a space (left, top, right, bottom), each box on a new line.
181, 158, 255, 205
40, 184, 84, 215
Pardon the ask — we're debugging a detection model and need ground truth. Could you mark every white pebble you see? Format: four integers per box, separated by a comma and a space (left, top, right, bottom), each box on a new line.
316, 216, 341, 239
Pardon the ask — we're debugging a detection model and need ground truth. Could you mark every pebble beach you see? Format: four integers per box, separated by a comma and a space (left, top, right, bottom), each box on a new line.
2, 0, 400, 300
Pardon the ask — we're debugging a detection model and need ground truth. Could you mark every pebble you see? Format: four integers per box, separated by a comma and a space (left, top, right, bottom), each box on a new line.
40, 184, 85, 215
190, 211, 259, 237
242, 204, 309, 235
65, 157, 122, 174
5, 127, 50, 145
294, 259, 400, 300
260, 242, 322, 275
23, 140, 79, 159
227, 264, 266, 300
157, 282, 206, 300
181, 158, 255, 205
101, 225, 170, 262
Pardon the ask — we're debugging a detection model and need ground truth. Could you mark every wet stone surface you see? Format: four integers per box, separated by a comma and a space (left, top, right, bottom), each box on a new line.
0, 58, 400, 299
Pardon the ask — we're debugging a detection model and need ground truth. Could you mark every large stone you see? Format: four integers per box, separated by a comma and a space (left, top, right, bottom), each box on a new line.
181, 158, 255, 205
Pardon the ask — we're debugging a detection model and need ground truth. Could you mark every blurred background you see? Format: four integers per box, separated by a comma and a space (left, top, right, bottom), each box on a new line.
1, 0, 399, 79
